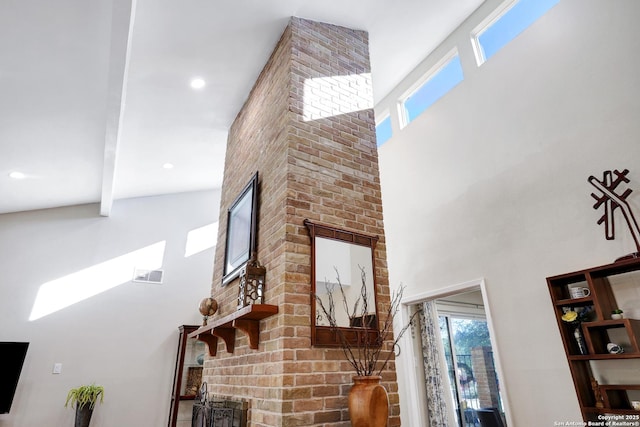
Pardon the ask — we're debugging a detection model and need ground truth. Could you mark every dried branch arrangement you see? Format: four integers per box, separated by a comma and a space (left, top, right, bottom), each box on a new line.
315, 267, 418, 376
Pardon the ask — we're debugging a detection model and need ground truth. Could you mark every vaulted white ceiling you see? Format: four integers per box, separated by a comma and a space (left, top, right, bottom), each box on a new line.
0, 0, 483, 216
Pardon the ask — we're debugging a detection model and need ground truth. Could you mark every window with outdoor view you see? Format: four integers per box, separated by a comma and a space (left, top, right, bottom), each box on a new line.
400, 53, 464, 127
375, 115, 392, 147
473, 0, 560, 65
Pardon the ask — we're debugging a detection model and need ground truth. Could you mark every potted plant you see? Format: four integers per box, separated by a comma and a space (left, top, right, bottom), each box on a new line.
315, 269, 417, 427
611, 309, 624, 320
65, 384, 104, 427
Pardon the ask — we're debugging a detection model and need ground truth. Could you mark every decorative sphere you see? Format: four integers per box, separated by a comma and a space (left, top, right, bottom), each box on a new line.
199, 297, 218, 317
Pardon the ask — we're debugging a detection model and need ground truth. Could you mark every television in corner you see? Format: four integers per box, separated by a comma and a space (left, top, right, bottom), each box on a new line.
0, 342, 29, 414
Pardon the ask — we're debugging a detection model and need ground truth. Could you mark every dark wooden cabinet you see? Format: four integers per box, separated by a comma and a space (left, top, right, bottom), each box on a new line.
168, 325, 206, 427
548, 257, 640, 421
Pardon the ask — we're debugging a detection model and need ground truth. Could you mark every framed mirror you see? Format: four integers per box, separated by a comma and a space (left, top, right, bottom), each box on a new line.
304, 219, 379, 346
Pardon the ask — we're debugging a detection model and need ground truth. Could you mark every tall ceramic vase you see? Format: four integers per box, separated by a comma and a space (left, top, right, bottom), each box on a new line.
348, 375, 389, 427
75, 405, 93, 427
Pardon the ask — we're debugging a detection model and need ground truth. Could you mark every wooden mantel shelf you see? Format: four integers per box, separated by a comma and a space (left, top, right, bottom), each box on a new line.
187, 304, 278, 356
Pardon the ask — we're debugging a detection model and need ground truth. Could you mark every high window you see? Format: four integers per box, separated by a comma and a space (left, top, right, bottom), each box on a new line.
473, 0, 560, 65
375, 114, 392, 147
400, 51, 464, 128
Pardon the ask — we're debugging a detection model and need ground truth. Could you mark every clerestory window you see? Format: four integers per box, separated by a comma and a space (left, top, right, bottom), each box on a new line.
375, 114, 392, 147
472, 0, 560, 65
399, 51, 464, 128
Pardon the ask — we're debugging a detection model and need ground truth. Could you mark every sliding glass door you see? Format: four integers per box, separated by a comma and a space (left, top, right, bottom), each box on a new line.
416, 288, 507, 426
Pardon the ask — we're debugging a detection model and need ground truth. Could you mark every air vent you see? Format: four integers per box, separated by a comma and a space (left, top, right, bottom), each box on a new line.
133, 269, 164, 284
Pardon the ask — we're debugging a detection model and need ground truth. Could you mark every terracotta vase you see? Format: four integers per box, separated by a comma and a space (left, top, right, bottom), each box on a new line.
348, 375, 389, 427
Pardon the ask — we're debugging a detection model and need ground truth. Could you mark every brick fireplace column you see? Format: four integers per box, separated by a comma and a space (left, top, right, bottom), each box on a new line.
205, 17, 399, 426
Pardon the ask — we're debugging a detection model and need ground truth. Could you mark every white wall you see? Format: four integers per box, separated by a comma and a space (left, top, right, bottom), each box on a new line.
377, 0, 640, 425
0, 190, 219, 427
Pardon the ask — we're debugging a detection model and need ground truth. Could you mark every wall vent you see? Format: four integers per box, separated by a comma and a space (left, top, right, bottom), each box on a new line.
133, 269, 164, 284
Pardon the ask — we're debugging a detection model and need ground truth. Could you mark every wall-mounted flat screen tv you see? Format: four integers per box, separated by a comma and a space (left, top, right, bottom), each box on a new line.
0, 342, 29, 414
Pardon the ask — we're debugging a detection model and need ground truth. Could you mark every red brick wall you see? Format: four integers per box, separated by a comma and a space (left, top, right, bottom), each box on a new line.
206, 17, 399, 426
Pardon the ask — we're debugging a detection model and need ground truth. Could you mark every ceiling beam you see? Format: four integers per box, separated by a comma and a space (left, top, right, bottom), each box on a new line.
100, 0, 137, 217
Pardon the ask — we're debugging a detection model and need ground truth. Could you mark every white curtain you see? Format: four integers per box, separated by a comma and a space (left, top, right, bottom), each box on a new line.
420, 300, 451, 427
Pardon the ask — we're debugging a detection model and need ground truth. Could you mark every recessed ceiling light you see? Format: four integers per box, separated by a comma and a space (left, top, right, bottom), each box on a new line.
9, 171, 26, 179
190, 78, 206, 89
163, 163, 175, 169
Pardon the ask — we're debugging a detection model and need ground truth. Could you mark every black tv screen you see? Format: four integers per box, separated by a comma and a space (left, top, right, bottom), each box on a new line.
0, 342, 29, 414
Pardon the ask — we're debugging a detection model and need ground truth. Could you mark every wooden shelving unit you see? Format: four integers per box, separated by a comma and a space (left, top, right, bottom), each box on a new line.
548, 257, 640, 421
187, 304, 278, 356
168, 325, 204, 427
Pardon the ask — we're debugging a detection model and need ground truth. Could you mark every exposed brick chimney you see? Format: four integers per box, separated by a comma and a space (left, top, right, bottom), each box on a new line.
205, 17, 399, 426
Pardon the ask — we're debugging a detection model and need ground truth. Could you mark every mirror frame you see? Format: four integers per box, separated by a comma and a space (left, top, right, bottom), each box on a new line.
304, 219, 380, 347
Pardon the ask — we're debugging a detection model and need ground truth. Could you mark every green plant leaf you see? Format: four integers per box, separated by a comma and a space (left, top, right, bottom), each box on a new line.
65, 384, 104, 409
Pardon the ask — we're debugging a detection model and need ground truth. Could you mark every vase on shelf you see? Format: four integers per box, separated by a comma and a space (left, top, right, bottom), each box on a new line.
573, 326, 588, 355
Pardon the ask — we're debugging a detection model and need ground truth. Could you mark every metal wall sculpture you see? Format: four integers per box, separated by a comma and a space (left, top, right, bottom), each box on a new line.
588, 169, 640, 258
